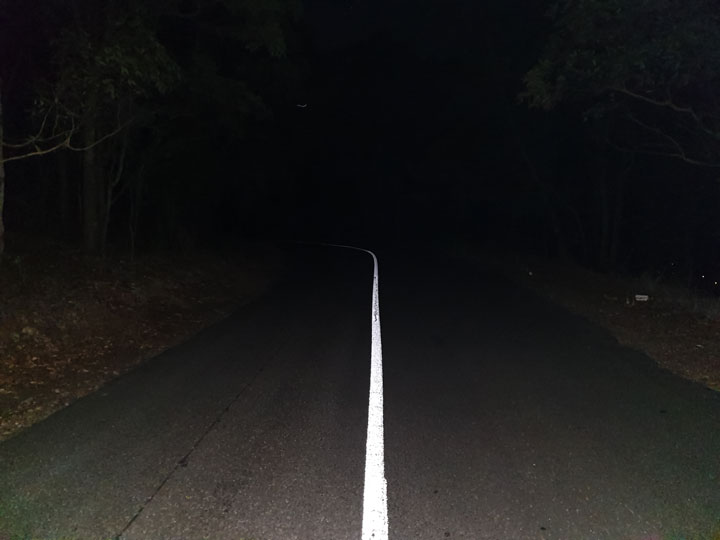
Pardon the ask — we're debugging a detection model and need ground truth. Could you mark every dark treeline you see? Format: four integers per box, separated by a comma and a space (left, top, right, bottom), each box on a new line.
0, 0, 307, 255
519, 0, 720, 286
2, 0, 720, 289
303, 0, 720, 287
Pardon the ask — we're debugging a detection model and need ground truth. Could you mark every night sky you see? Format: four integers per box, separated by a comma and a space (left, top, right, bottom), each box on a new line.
292, 0, 720, 286
292, 0, 546, 246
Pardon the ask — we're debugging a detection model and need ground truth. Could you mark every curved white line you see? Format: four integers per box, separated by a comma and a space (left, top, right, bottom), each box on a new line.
320, 243, 388, 540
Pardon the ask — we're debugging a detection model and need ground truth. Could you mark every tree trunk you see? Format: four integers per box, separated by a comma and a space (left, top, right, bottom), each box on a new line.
58, 150, 71, 237
683, 227, 695, 289
608, 176, 624, 268
608, 159, 632, 270
0, 78, 6, 257
548, 206, 568, 259
101, 130, 128, 253
82, 117, 102, 253
594, 161, 612, 269
129, 164, 145, 261
568, 205, 590, 262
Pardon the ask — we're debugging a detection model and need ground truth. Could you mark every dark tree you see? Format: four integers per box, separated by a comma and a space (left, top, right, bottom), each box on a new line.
523, 0, 720, 168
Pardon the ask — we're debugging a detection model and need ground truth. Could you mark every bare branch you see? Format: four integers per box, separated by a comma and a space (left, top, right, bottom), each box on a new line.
66, 117, 133, 152
605, 115, 720, 168
0, 136, 72, 164
2, 108, 76, 149
2, 129, 72, 149
627, 114, 685, 153
612, 85, 699, 118
1, 117, 134, 165
611, 85, 720, 141
639, 149, 720, 168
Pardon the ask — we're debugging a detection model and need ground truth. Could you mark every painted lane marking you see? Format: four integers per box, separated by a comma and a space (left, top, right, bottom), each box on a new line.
362, 249, 388, 540
321, 243, 388, 540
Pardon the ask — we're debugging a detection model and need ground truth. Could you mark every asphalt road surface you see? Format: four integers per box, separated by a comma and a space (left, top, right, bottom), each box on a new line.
1, 246, 719, 539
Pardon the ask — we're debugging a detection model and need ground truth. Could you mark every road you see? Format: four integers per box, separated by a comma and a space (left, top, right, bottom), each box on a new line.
1, 245, 719, 539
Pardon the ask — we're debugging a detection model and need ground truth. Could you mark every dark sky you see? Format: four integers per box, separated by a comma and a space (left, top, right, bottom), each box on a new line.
290, 0, 720, 290
304, 0, 385, 51
291, 0, 548, 248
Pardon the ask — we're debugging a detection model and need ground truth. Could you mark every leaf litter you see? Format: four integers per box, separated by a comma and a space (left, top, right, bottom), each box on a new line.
0, 241, 282, 441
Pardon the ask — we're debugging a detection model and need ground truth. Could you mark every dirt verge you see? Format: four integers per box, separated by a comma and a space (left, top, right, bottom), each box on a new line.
500, 254, 720, 393
0, 241, 283, 442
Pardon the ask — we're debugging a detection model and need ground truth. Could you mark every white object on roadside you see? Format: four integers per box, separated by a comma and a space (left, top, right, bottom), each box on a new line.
634, 294, 649, 302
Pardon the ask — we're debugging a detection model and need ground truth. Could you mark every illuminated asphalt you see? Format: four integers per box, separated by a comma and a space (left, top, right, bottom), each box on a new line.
1, 246, 719, 539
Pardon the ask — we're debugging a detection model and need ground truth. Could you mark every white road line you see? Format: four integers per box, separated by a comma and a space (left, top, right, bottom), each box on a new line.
362, 249, 388, 540
320, 243, 388, 540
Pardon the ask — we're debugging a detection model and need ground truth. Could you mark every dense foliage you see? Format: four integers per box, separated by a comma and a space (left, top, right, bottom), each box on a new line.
0, 0, 305, 254
523, 0, 720, 167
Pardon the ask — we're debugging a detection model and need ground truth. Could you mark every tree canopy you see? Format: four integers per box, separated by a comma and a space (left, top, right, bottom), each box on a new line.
522, 0, 720, 168
0, 0, 305, 254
